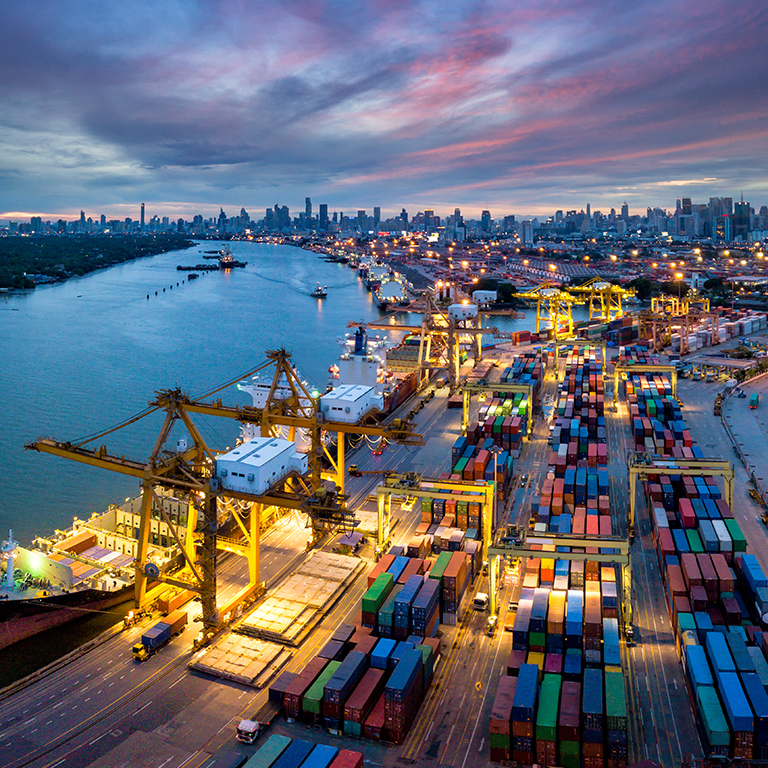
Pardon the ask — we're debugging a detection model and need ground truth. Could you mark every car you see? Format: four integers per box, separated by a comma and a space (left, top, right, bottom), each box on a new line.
519, 473, 529, 487
486, 615, 498, 636
738, 390, 747, 398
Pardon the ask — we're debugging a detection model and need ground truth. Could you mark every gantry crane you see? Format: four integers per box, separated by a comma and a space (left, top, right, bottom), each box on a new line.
514, 284, 586, 341
365, 294, 504, 390
568, 278, 636, 322
26, 349, 422, 643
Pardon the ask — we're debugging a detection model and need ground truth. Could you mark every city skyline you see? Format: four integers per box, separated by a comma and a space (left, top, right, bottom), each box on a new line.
1, 2, 767, 217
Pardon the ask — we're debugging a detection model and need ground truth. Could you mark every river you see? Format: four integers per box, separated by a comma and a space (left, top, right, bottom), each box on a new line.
0, 241, 589, 547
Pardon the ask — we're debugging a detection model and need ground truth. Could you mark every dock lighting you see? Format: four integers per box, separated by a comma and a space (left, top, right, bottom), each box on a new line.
462, 299, 470, 304
729, 259, 734, 264
697, 256, 703, 262
549, 264, 556, 271
523, 259, 528, 265
462, 261, 468, 268
632, 250, 638, 256
741, 260, 747, 266
670, 262, 676, 268
675, 273, 684, 280
694, 248, 700, 254
652, 263, 657, 268
584, 256, 590, 261
610, 255, 617, 261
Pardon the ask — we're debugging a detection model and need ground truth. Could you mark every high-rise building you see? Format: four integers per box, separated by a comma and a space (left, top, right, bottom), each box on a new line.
373, 207, 381, 229
400, 208, 408, 224
319, 204, 328, 231
480, 210, 491, 232
620, 202, 629, 221
357, 210, 366, 229
140, 203, 145, 230
305, 197, 312, 221
734, 197, 751, 240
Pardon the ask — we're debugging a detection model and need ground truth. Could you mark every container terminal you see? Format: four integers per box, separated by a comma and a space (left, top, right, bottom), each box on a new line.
4, 265, 768, 768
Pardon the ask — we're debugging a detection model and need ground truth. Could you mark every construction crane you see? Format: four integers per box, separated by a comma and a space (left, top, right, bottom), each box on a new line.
26, 349, 422, 643
568, 278, 636, 322
513, 283, 586, 341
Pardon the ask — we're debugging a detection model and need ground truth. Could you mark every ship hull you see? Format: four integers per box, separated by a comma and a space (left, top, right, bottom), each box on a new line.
0, 585, 133, 651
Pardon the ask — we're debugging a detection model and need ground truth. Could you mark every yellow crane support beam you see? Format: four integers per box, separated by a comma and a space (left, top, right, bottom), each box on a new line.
613, 363, 678, 404
627, 454, 734, 539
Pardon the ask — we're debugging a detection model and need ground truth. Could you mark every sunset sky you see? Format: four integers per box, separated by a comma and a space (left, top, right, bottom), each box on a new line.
2, 0, 767, 221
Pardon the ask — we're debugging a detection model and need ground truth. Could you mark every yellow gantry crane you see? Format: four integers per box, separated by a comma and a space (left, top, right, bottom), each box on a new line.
514, 283, 586, 341
568, 278, 636, 322
26, 349, 422, 643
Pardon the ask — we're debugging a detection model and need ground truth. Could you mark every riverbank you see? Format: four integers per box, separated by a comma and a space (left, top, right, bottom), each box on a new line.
0, 234, 196, 289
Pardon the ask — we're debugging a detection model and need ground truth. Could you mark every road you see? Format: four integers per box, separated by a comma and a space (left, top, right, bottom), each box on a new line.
3, 350, 734, 768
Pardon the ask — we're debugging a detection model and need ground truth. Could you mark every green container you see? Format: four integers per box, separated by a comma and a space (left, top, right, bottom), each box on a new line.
421, 498, 432, 514
677, 612, 696, 634
686, 529, 704, 554
528, 631, 546, 650
535, 674, 561, 741
604, 667, 628, 731
302, 661, 341, 715
343, 719, 362, 737
378, 585, 403, 627
489, 732, 510, 749
453, 457, 468, 474
362, 573, 394, 614
697, 685, 730, 747
493, 416, 504, 434
724, 519, 747, 552
245, 734, 292, 768
559, 740, 580, 768
429, 551, 452, 581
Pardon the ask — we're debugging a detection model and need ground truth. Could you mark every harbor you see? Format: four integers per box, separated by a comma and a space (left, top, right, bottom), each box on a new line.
4, 241, 768, 768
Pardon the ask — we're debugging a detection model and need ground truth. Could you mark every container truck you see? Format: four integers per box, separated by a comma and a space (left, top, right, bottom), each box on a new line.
751, 393, 760, 409
131, 609, 187, 661
236, 699, 281, 744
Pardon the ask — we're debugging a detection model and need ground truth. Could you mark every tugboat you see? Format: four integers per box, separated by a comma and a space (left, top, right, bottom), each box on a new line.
310, 283, 328, 298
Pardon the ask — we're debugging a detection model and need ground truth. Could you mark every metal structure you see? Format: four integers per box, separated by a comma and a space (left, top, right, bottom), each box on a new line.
569, 278, 636, 322
514, 284, 586, 341
613, 362, 678, 404
366, 295, 503, 390
627, 453, 734, 539
26, 350, 422, 643
490, 533, 632, 634
459, 381, 536, 436
651, 294, 710, 315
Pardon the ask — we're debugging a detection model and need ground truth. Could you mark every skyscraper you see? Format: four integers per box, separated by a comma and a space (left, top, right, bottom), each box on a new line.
305, 197, 312, 221
319, 204, 328, 231
140, 203, 145, 231
373, 207, 381, 229
620, 202, 629, 221
481, 210, 491, 233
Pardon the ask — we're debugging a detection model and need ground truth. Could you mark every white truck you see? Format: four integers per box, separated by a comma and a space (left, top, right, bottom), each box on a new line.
235, 700, 280, 744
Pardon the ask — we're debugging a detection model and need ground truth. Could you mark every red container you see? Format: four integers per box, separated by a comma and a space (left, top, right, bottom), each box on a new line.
283, 656, 329, 719
344, 668, 386, 724
363, 693, 386, 740
329, 750, 364, 768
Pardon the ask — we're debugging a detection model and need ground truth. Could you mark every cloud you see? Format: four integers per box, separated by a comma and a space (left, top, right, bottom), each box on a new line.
0, 0, 767, 217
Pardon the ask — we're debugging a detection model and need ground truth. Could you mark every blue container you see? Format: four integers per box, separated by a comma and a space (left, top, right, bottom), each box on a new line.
299, 744, 339, 768
726, 634, 756, 674
685, 644, 714, 689
389, 641, 415, 670
706, 632, 735, 674
387, 556, 409, 584
395, 575, 424, 618
271, 739, 314, 768
715, 671, 753, 733
371, 638, 396, 670
323, 651, 367, 705
741, 673, 768, 747
511, 664, 539, 723
385, 647, 422, 701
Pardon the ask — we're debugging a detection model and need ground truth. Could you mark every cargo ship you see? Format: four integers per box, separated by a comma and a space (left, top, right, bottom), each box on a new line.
0, 489, 189, 650
328, 327, 418, 414
372, 272, 409, 311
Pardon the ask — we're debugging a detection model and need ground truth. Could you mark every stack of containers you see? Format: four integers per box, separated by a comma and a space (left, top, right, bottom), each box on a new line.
489, 676, 518, 762
284, 656, 330, 721
361, 573, 394, 629
384, 647, 424, 744
441, 551, 470, 625
411, 578, 440, 638
322, 651, 367, 731
394, 575, 424, 640
511, 664, 539, 764
625, 346, 768, 760
342, 668, 386, 737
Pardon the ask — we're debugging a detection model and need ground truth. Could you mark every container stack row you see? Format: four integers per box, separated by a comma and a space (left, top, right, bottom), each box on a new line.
280, 619, 439, 744
620, 354, 768, 760
244, 733, 363, 768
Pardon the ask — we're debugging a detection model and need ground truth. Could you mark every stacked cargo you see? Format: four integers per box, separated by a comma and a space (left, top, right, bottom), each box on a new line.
284, 656, 330, 721
361, 572, 394, 629
322, 651, 367, 731
384, 647, 425, 744
441, 551, 470, 625
624, 345, 768, 760
489, 344, 630, 767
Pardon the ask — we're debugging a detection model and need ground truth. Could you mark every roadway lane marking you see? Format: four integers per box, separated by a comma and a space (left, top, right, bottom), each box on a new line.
50, 760, 65, 768
157, 757, 173, 768
217, 716, 236, 734
168, 676, 185, 689
133, 701, 152, 716
84, 698, 90, 703
89, 732, 108, 745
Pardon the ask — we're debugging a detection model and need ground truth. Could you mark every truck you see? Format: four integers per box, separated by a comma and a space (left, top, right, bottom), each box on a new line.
751, 393, 760, 409
132, 609, 187, 661
235, 699, 281, 744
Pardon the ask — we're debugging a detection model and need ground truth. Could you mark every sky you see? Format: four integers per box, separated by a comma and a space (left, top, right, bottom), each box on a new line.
1, 0, 768, 222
